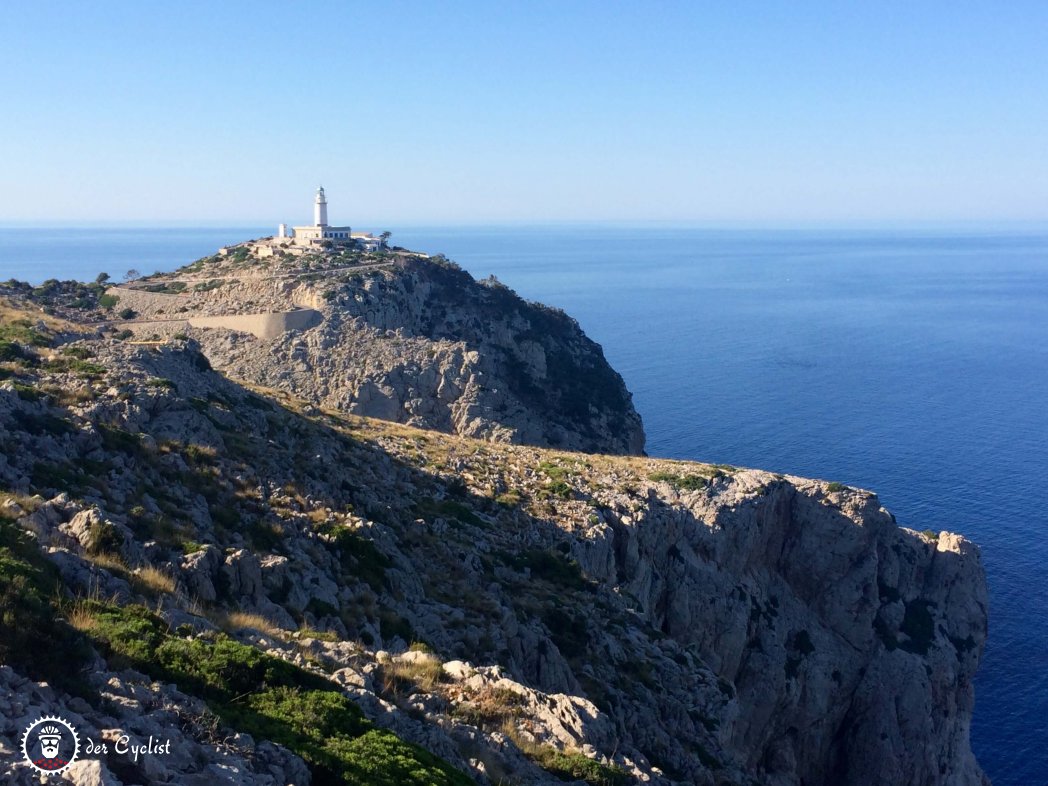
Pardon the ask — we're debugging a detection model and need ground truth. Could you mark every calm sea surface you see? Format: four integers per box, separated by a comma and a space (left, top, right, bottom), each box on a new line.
2, 225, 1046, 785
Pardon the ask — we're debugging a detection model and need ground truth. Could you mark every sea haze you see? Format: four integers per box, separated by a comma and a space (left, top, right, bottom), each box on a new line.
2, 225, 1045, 785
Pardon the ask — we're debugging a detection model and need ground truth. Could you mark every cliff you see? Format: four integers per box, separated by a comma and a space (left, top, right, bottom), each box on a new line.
101, 245, 646, 455
0, 297, 989, 786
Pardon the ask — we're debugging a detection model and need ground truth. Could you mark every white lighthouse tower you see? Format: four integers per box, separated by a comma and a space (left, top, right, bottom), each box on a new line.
286, 187, 353, 245
314, 186, 329, 227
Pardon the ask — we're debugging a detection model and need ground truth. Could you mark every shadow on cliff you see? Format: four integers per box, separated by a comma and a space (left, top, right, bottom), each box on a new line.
7, 337, 985, 786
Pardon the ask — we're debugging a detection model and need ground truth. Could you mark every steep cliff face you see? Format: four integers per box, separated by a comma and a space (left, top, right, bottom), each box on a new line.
108, 250, 646, 455
0, 317, 989, 786
576, 478, 988, 786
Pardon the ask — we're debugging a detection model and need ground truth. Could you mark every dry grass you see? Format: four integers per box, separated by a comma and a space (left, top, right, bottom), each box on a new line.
306, 508, 331, 524
84, 551, 129, 575
451, 685, 527, 730
0, 298, 89, 334
131, 565, 177, 596
37, 383, 96, 406
238, 379, 750, 530
81, 553, 177, 599
67, 600, 99, 633
214, 610, 283, 636
65, 583, 116, 634
384, 657, 446, 694
0, 491, 43, 514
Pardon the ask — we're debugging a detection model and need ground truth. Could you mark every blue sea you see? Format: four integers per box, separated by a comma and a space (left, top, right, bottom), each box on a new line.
2, 225, 1046, 785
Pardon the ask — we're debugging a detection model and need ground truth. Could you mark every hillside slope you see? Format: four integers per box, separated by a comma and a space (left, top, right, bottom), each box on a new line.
0, 309, 988, 786
103, 245, 646, 455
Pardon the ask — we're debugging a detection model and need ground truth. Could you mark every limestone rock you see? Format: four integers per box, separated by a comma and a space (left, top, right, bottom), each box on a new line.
0, 284, 991, 786
181, 544, 222, 602
110, 255, 646, 455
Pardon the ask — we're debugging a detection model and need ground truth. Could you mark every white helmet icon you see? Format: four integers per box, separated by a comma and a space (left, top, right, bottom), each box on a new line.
38, 725, 62, 758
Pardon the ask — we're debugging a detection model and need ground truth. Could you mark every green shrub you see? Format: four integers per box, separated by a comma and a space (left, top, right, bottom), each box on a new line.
19, 412, 74, 437
506, 548, 589, 591
0, 339, 26, 362
825, 482, 845, 493
42, 356, 99, 376
306, 598, 338, 618
85, 520, 124, 556
324, 526, 392, 590
12, 382, 41, 402
542, 480, 573, 500
414, 498, 483, 527
61, 345, 94, 359
537, 461, 569, 482
0, 319, 50, 347
648, 471, 708, 491
97, 293, 119, 310
0, 518, 91, 693
526, 746, 630, 786
118, 308, 137, 320
99, 425, 145, 457
378, 608, 415, 643
542, 606, 589, 658
677, 474, 708, 490
85, 603, 472, 786
30, 460, 83, 493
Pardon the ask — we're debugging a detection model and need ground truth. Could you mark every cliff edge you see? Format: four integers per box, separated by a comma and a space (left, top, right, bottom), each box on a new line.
0, 298, 989, 785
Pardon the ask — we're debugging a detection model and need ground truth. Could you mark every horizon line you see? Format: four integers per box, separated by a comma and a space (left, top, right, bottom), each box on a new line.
2, 218, 1048, 233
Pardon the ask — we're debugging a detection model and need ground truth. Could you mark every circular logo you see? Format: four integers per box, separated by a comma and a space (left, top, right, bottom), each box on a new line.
20, 715, 80, 775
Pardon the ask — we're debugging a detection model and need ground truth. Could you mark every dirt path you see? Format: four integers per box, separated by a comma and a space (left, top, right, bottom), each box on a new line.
117, 259, 399, 288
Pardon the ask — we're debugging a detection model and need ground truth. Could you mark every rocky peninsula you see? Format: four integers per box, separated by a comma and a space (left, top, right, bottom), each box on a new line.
0, 241, 989, 785
98, 242, 645, 455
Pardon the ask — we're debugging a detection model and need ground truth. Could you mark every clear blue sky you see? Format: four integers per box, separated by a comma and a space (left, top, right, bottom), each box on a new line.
2, 1, 1046, 225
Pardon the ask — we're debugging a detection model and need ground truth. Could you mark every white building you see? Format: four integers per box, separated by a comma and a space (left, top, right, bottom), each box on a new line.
283, 187, 354, 246
277, 187, 385, 250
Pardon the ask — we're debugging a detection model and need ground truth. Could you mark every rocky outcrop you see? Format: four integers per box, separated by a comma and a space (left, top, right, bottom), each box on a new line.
108, 251, 646, 455
571, 476, 989, 786
0, 665, 311, 786
0, 330, 989, 785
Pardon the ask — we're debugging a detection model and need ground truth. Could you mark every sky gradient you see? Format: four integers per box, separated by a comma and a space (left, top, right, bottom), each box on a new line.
2, 1, 1047, 225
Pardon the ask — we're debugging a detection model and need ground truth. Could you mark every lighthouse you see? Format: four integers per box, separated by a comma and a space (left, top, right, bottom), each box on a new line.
314, 186, 329, 227
284, 187, 357, 246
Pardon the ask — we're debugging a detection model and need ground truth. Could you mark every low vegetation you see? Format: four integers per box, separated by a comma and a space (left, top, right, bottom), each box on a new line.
79, 602, 473, 786
0, 516, 92, 693
648, 470, 709, 491
508, 731, 630, 786
383, 657, 446, 694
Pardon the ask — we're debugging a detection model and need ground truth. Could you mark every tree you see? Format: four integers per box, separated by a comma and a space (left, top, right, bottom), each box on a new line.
379, 231, 392, 245
124, 268, 140, 282
95, 272, 110, 285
